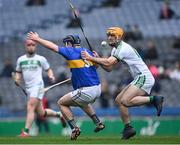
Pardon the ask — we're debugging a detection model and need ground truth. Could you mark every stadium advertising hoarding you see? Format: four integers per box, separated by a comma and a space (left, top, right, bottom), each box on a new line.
0, 117, 179, 136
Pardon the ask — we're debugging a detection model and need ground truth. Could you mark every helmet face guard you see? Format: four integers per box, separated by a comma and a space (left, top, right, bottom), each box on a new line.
63, 35, 81, 46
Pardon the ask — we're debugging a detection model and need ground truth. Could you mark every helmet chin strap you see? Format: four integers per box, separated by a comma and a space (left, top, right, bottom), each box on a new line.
74, 44, 80, 47
109, 39, 120, 47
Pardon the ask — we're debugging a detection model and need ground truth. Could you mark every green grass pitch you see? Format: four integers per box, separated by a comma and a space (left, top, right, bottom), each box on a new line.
0, 135, 180, 144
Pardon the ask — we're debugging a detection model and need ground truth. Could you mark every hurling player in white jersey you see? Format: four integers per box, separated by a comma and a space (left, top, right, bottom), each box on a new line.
81, 27, 164, 139
15, 39, 66, 137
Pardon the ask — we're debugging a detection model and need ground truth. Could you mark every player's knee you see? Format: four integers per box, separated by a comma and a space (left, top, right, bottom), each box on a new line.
27, 102, 36, 111
57, 99, 61, 106
115, 93, 124, 104
57, 98, 63, 106
120, 98, 129, 107
114, 97, 121, 105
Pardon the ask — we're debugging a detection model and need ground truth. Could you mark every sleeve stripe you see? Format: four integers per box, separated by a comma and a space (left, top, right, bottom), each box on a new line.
112, 55, 120, 62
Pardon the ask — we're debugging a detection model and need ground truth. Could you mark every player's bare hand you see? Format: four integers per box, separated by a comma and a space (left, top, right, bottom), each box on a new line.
27, 31, 39, 41
81, 51, 92, 60
49, 76, 55, 83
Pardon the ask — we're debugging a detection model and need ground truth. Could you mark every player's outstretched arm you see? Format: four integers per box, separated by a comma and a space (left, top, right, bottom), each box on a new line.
27, 31, 58, 52
81, 50, 118, 71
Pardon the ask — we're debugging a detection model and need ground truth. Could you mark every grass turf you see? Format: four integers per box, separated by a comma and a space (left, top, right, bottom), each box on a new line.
0, 135, 180, 144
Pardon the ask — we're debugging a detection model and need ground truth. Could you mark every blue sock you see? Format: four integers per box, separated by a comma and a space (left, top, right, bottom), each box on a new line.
67, 119, 76, 129
91, 114, 100, 125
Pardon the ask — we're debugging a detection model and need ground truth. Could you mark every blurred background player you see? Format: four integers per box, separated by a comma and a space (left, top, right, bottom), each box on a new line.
27, 32, 105, 140
66, 7, 83, 29
81, 27, 164, 139
35, 97, 50, 134
15, 39, 66, 137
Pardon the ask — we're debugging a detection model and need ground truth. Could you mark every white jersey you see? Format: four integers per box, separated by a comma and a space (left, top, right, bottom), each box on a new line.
111, 41, 153, 78
16, 54, 50, 88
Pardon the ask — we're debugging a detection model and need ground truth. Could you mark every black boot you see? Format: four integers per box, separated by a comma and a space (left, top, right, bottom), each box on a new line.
94, 122, 105, 132
152, 96, 164, 116
121, 125, 136, 139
